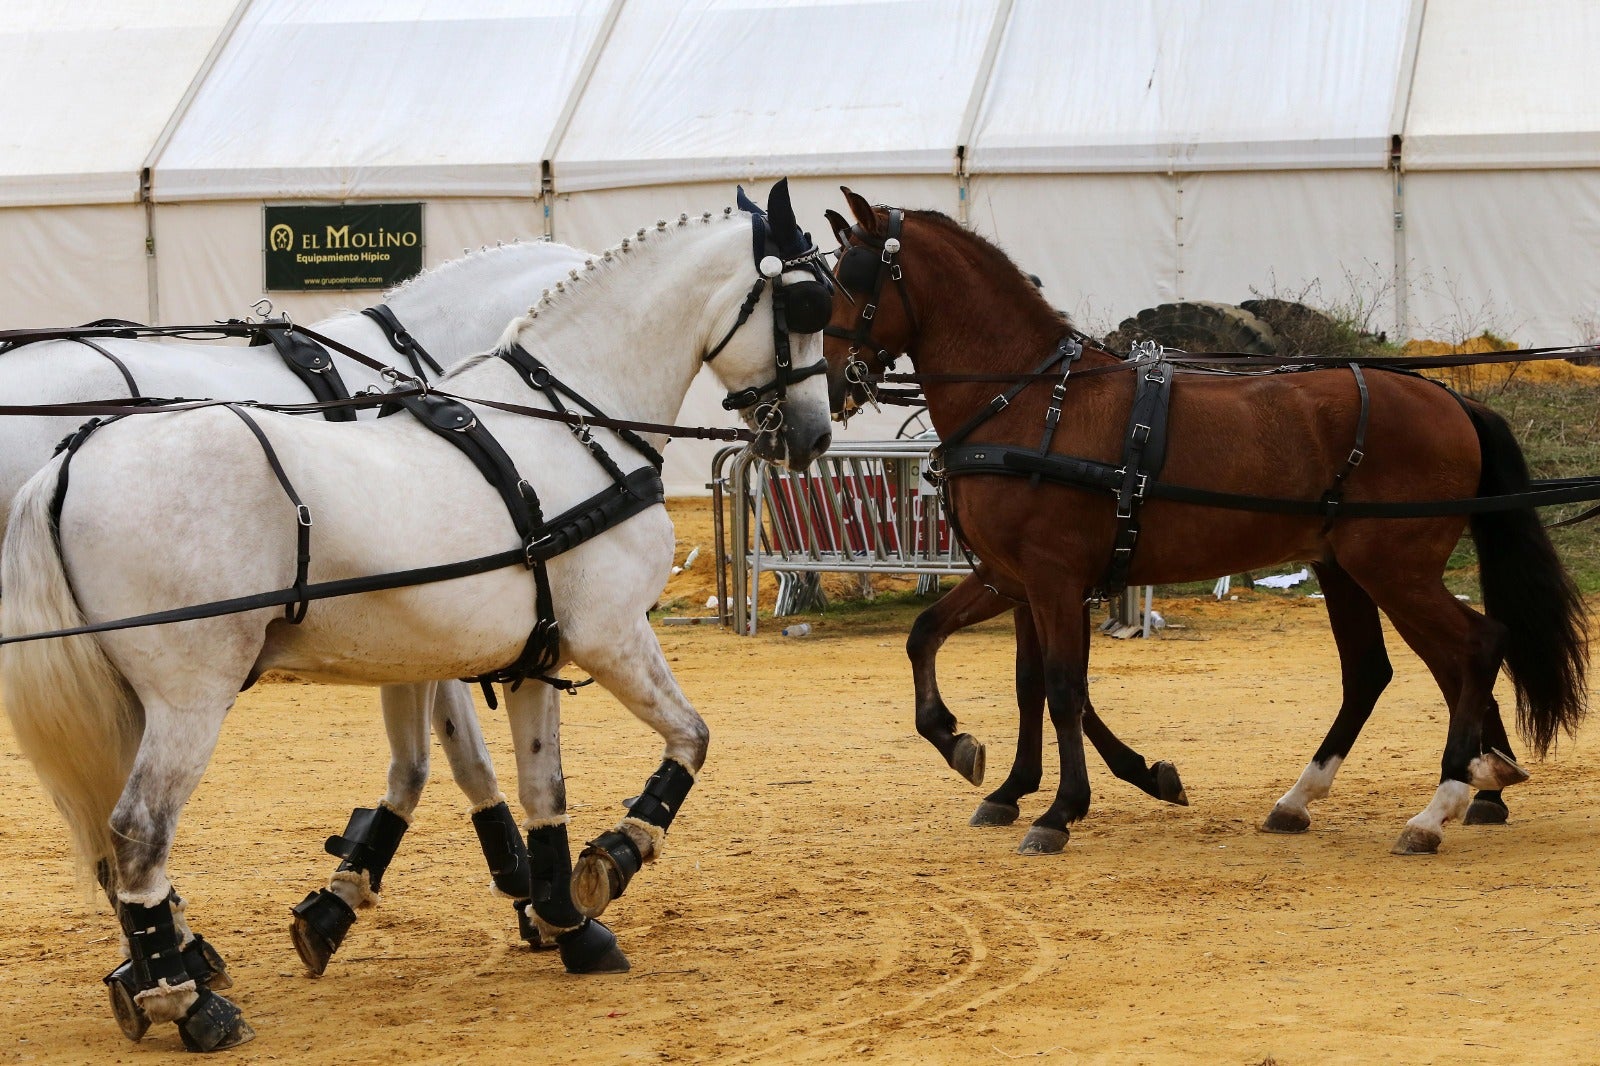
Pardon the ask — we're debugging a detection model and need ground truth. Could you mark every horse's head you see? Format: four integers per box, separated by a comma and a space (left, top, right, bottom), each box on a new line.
820, 188, 923, 423
704, 178, 835, 469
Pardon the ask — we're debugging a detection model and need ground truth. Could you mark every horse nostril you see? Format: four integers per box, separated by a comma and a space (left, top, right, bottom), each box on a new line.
812, 429, 832, 457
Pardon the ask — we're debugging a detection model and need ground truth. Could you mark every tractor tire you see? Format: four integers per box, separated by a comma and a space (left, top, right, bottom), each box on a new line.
1104, 301, 1279, 357
1238, 299, 1343, 358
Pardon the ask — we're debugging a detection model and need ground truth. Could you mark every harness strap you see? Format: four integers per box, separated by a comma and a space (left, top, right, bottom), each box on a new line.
1096, 358, 1175, 600
222, 405, 314, 623
941, 443, 1600, 519
704, 279, 767, 363
1319, 363, 1371, 532
362, 304, 444, 380
4, 466, 663, 649
74, 339, 140, 396
253, 327, 357, 423
1029, 337, 1084, 487
499, 345, 665, 472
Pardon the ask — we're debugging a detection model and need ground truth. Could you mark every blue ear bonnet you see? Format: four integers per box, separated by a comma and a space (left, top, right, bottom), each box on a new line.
736, 180, 834, 335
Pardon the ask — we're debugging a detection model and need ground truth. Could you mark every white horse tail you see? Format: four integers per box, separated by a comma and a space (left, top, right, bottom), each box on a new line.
1, 456, 140, 884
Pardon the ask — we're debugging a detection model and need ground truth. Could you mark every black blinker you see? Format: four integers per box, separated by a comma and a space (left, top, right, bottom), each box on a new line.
783, 281, 833, 335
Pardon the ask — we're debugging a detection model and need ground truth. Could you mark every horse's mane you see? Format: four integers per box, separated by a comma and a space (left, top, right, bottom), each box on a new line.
382, 238, 561, 301
906, 209, 1070, 329
447, 208, 746, 379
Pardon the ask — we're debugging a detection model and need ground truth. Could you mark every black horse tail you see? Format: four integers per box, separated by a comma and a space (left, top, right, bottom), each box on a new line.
1463, 398, 1589, 756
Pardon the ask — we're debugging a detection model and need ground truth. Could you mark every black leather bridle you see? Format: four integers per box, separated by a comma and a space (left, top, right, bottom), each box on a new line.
703, 202, 833, 432
825, 207, 919, 416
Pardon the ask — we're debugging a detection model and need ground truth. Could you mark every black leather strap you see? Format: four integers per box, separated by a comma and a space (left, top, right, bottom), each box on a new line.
362, 304, 444, 380
1097, 359, 1175, 599
1319, 363, 1371, 531
222, 405, 314, 622
74, 338, 140, 395
253, 327, 356, 422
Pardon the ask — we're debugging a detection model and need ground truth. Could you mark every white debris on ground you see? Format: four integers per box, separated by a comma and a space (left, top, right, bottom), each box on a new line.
1253, 568, 1310, 589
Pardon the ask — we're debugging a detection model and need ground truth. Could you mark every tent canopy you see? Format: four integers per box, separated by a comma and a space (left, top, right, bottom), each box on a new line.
151, 0, 609, 201
968, 0, 1417, 174
0, 0, 239, 207
1403, 0, 1600, 169
550, 0, 1004, 193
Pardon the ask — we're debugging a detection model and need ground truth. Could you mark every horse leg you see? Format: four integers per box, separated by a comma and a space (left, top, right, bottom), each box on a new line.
106, 695, 254, 1051
427, 681, 539, 944
909, 571, 1009, 785
289, 682, 430, 977
1463, 706, 1516, 825
971, 605, 1044, 826
1263, 561, 1392, 834
568, 616, 710, 920
503, 683, 628, 974
1015, 598, 1093, 856
1374, 590, 1526, 855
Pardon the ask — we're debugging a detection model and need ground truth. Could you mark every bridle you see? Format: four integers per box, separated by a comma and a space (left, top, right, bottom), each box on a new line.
702, 208, 833, 434
825, 207, 918, 416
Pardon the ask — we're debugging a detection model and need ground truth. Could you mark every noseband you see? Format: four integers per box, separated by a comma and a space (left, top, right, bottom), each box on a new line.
826, 207, 919, 412
703, 218, 832, 428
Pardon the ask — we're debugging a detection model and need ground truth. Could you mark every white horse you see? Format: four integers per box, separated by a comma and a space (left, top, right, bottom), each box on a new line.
1, 180, 833, 1051
0, 241, 592, 968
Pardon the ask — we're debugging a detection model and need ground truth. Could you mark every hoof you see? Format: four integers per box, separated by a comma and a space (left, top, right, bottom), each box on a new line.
1469, 749, 1530, 790
557, 919, 631, 974
1016, 825, 1070, 855
1463, 796, 1510, 826
106, 974, 151, 1043
289, 889, 356, 978
570, 851, 622, 920
951, 734, 986, 787
1391, 825, 1442, 855
1260, 805, 1311, 834
969, 800, 1021, 827
178, 989, 256, 1053
1154, 761, 1189, 806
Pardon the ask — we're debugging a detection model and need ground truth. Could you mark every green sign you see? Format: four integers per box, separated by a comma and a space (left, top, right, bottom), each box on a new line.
264, 203, 424, 291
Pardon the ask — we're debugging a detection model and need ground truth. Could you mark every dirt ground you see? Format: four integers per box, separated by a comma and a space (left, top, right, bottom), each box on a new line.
0, 499, 1596, 1065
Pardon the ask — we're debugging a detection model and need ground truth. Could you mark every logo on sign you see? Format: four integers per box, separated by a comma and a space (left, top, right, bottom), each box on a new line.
269, 224, 294, 252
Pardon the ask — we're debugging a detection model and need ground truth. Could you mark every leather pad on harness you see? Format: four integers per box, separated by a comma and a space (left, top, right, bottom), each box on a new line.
253, 327, 356, 421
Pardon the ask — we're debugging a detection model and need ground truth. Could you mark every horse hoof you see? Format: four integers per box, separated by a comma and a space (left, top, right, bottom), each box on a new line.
570, 852, 621, 920
106, 976, 151, 1043
1016, 825, 1070, 855
1469, 749, 1530, 790
970, 800, 1020, 827
1463, 797, 1510, 826
177, 989, 256, 1053
1154, 761, 1189, 806
951, 734, 986, 786
289, 889, 356, 978
1391, 826, 1442, 855
1260, 805, 1310, 834
557, 919, 631, 975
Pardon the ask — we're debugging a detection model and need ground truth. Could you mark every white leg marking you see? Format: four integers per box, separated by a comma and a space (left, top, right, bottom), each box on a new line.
1407, 779, 1472, 837
1274, 756, 1344, 818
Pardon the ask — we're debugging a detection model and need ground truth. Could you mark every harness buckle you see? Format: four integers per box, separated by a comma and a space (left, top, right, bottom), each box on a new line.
862, 304, 876, 321
1044, 406, 1061, 427
1348, 447, 1365, 466
990, 394, 1009, 413
1134, 472, 1148, 499
295, 504, 313, 528
1132, 423, 1151, 444
889, 264, 903, 281
569, 415, 592, 444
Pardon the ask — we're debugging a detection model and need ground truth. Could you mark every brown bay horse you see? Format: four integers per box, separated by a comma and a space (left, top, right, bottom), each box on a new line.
820, 188, 1588, 856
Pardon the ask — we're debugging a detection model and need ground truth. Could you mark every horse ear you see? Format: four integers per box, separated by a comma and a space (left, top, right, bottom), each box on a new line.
840, 186, 881, 236
823, 208, 851, 245
766, 178, 797, 238
736, 184, 763, 218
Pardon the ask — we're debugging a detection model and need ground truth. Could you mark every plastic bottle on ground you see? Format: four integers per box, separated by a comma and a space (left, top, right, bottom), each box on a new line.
781, 623, 812, 637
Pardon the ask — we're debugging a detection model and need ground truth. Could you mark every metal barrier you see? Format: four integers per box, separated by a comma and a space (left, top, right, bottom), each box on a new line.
712, 441, 973, 634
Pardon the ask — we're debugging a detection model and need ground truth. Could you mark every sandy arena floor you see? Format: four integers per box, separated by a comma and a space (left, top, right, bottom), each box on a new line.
0, 500, 1595, 1065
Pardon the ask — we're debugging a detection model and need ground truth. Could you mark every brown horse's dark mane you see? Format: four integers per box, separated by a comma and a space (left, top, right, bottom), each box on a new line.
905, 210, 1070, 330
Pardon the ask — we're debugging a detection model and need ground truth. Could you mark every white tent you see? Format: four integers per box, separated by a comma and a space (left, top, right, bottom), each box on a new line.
965, 0, 1418, 336
147, 0, 612, 323
1401, 0, 1600, 345
0, 0, 240, 325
